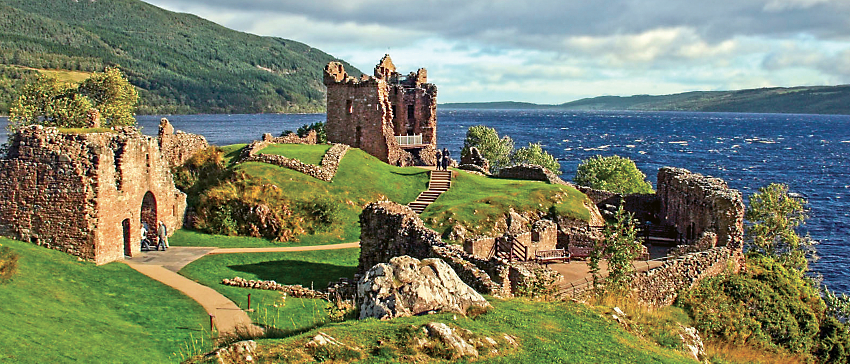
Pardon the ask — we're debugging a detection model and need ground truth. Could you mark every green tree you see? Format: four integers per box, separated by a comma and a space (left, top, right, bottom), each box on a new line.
78, 66, 138, 127
511, 142, 562, 175
461, 125, 513, 171
574, 155, 654, 194
589, 202, 644, 292
8, 76, 92, 131
745, 183, 816, 273
9, 67, 137, 131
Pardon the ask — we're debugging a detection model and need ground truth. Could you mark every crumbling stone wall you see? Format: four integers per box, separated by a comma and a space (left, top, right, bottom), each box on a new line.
497, 164, 564, 185
657, 167, 744, 249
157, 118, 208, 168
0, 125, 186, 264
324, 55, 437, 166
242, 143, 349, 182
630, 246, 741, 307
262, 130, 317, 145
358, 201, 442, 273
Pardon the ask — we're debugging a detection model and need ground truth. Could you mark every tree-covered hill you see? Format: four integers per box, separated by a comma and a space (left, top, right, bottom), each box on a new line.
0, 0, 362, 114
442, 85, 850, 115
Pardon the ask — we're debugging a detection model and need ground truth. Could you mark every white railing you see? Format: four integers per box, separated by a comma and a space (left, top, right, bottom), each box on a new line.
395, 134, 423, 146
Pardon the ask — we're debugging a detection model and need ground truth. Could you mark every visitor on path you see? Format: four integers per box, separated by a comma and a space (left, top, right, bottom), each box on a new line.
435, 149, 443, 170
158, 221, 169, 249
141, 221, 150, 251
442, 148, 450, 170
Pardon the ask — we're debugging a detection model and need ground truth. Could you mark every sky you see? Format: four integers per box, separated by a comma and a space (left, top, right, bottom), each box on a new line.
143, 0, 850, 104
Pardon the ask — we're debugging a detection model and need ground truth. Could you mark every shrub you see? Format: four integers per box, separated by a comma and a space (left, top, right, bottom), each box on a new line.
511, 142, 561, 174
678, 254, 847, 362
461, 125, 513, 171
589, 202, 643, 293
574, 155, 653, 194
0, 246, 19, 284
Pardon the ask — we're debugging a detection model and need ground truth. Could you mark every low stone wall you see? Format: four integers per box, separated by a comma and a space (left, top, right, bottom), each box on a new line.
262, 130, 317, 145
464, 236, 496, 259
496, 164, 565, 185
221, 277, 327, 299
158, 118, 209, 167
242, 143, 349, 182
630, 246, 741, 307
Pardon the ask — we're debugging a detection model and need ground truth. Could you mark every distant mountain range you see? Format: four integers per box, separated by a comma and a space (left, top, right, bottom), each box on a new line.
441, 85, 850, 115
0, 0, 361, 114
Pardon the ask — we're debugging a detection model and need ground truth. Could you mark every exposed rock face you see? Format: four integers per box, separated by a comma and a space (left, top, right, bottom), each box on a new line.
357, 255, 490, 320
358, 201, 441, 273
425, 322, 479, 358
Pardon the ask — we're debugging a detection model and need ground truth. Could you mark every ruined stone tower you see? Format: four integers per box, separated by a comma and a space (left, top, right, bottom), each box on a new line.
0, 126, 189, 264
324, 55, 438, 166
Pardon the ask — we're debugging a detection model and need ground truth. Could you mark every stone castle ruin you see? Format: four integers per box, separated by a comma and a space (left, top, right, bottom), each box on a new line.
324, 55, 438, 166
0, 121, 207, 265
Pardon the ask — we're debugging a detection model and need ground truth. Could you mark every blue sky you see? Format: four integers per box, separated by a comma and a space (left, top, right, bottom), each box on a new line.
144, 0, 850, 104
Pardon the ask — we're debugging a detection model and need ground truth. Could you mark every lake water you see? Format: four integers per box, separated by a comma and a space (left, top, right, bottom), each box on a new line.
1, 110, 848, 293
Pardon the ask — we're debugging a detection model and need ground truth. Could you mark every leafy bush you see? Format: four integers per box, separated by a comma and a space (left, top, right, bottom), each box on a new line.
511, 142, 562, 174
589, 202, 643, 292
171, 146, 232, 204
9, 67, 137, 131
461, 125, 514, 171
574, 155, 654, 194
678, 255, 849, 362
745, 183, 816, 272
0, 246, 19, 284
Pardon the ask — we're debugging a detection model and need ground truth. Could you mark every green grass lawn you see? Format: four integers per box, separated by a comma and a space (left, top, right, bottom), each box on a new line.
0, 238, 212, 363
252, 298, 696, 363
179, 248, 359, 333
173, 147, 429, 248
421, 169, 593, 237
259, 143, 332, 165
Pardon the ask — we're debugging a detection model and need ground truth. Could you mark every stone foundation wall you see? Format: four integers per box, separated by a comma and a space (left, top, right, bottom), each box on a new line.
464, 236, 496, 259
243, 144, 349, 182
657, 167, 744, 248
262, 130, 317, 145
497, 164, 565, 184
158, 119, 209, 167
631, 246, 742, 307
0, 125, 186, 264
358, 201, 442, 273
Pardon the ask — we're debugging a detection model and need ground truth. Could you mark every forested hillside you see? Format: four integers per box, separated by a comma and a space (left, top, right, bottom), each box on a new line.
443, 85, 850, 115
0, 0, 362, 114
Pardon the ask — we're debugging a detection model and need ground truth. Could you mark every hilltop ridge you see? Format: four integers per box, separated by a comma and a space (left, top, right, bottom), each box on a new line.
442, 84, 850, 115
0, 0, 362, 114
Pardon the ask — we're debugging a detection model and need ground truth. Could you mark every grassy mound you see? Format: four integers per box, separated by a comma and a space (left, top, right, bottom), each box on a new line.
179, 248, 359, 333
247, 299, 696, 363
259, 143, 332, 166
422, 169, 593, 238
0, 238, 211, 363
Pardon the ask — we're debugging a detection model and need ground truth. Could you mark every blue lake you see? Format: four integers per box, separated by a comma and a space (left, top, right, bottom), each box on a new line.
1, 110, 848, 293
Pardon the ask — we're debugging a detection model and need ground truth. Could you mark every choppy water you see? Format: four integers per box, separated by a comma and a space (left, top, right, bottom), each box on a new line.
1, 110, 848, 293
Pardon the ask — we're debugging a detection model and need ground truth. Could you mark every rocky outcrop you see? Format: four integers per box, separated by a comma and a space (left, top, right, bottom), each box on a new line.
424, 322, 479, 358
460, 147, 490, 174
358, 256, 490, 320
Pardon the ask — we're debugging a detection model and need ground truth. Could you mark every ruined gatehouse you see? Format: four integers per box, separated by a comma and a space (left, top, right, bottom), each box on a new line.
324, 55, 438, 166
0, 123, 206, 265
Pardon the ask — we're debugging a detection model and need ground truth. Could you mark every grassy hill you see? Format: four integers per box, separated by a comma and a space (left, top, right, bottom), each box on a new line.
0, 238, 212, 363
441, 85, 850, 115
0, 0, 362, 114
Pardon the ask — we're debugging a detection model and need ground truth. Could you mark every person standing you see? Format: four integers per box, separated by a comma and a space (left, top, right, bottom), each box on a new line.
158, 221, 169, 249
435, 149, 443, 170
442, 148, 451, 170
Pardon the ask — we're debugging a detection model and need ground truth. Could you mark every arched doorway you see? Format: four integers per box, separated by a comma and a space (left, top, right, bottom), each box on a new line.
122, 219, 131, 256
140, 192, 157, 249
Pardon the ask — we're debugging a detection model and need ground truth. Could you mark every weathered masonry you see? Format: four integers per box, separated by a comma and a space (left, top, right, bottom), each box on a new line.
324, 54, 438, 166
0, 125, 189, 264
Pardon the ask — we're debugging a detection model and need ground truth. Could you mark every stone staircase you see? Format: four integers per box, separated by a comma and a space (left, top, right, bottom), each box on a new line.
408, 170, 452, 214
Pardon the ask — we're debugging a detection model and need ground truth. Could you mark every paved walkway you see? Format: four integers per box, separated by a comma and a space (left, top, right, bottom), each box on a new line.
124, 242, 361, 336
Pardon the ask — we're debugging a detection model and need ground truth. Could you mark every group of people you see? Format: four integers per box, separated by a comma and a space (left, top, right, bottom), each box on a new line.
140, 220, 169, 251
435, 148, 451, 171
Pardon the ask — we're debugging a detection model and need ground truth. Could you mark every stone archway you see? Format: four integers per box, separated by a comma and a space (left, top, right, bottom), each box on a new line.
140, 192, 157, 247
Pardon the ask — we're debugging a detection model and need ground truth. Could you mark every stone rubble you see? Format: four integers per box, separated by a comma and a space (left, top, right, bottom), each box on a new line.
222, 277, 328, 299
